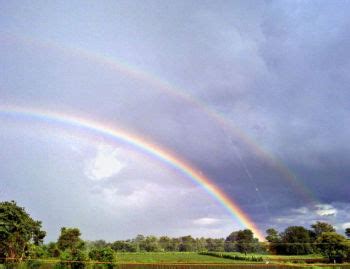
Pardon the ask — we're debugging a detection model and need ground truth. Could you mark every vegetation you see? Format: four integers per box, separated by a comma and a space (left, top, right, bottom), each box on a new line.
316, 232, 350, 262
57, 228, 85, 251
265, 221, 350, 262
57, 227, 88, 269
88, 247, 115, 266
1, 200, 350, 267
114, 252, 247, 263
311, 222, 336, 238
346, 228, 350, 239
0, 201, 46, 262
224, 229, 261, 254
206, 252, 323, 260
199, 252, 264, 262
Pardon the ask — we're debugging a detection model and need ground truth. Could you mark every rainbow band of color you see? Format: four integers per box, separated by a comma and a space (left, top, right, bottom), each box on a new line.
0, 105, 265, 241
2, 33, 317, 206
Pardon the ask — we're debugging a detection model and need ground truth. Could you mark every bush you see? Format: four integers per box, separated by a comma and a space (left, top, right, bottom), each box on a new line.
27, 260, 43, 269
88, 248, 115, 263
60, 249, 88, 269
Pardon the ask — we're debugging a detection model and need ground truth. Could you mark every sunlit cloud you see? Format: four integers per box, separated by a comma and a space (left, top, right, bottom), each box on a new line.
193, 217, 221, 226
315, 204, 337, 217
85, 145, 125, 181
342, 222, 350, 229
269, 203, 350, 234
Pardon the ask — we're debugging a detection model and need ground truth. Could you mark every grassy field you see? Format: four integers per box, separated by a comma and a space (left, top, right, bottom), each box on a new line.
0, 252, 329, 267
212, 252, 323, 260
114, 252, 259, 264
114, 252, 324, 264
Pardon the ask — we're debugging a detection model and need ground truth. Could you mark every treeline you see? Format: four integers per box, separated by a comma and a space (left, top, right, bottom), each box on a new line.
1, 200, 350, 266
265, 223, 350, 261
41, 230, 262, 260
92, 230, 261, 253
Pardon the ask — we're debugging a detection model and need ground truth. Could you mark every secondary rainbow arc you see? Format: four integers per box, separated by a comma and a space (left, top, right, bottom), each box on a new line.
2, 33, 318, 205
0, 105, 265, 241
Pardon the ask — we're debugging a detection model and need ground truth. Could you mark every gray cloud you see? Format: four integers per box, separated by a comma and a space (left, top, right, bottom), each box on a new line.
1, 0, 349, 240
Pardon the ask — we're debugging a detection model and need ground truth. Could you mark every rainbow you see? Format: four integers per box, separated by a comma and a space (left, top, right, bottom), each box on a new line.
1, 33, 318, 206
0, 105, 265, 241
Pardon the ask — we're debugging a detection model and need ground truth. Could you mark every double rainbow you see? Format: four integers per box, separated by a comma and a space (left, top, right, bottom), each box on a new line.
2, 33, 318, 205
0, 105, 265, 241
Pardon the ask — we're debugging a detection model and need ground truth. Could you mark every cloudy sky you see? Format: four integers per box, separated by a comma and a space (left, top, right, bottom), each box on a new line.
1, 1, 349, 242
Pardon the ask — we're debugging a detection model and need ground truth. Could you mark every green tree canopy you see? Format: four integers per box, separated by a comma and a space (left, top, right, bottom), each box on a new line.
316, 232, 350, 262
57, 228, 86, 269
139, 236, 160, 252
47, 242, 60, 257
265, 228, 281, 254
111, 241, 136, 252
345, 228, 350, 239
86, 240, 108, 250
0, 201, 46, 261
235, 229, 259, 254
57, 227, 84, 251
280, 226, 313, 255
88, 247, 115, 263
158, 236, 176, 252
311, 221, 336, 238
266, 228, 280, 243
225, 229, 259, 254
178, 235, 196, 252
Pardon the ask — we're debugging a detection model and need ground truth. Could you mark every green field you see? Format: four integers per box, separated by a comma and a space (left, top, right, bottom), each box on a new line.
211, 253, 323, 260
114, 252, 258, 264
114, 252, 324, 264
0, 252, 328, 266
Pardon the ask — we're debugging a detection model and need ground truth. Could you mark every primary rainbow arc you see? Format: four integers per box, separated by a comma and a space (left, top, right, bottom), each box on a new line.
0, 105, 265, 241
2, 33, 318, 206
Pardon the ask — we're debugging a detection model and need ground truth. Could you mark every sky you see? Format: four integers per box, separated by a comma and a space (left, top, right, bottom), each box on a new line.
0, 0, 350, 242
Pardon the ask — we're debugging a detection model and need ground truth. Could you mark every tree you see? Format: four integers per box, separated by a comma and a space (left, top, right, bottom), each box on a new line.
87, 240, 108, 250
205, 238, 224, 252
178, 235, 195, 252
47, 242, 60, 257
345, 228, 350, 239
57, 227, 86, 269
158, 236, 174, 252
170, 238, 180, 251
224, 231, 239, 252
265, 228, 281, 254
60, 248, 87, 269
132, 234, 145, 252
88, 247, 115, 263
225, 229, 258, 254
280, 226, 313, 255
111, 241, 136, 252
316, 232, 350, 262
139, 236, 159, 252
266, 228, 280, 243
57, 227, 84, 251
0, 201, 46, 261
27, 244, 47, 259
311, 221, 335, 238
235, 229, 259, 254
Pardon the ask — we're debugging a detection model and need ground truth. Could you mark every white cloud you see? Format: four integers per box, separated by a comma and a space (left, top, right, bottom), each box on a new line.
193, 217, 221, 226
269, 203, 350, 235
85, 145, 125, 181
97, 185, 157, 210
291, 207, 309, 215
342, 223, 350, 229
315, 204, 337, 217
